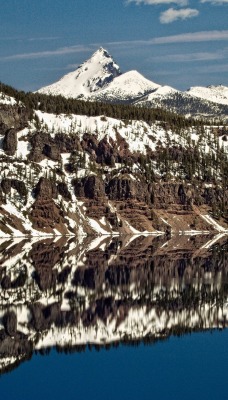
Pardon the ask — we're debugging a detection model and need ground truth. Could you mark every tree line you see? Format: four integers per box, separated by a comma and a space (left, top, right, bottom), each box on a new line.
0, 81, 207, 130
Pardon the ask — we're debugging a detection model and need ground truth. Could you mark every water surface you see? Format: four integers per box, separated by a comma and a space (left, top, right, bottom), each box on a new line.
0, 234, 227, 399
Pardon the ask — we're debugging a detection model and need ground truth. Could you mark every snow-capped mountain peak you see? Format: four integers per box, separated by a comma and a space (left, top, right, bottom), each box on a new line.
37, 49, 228, 119
89, 46, 113, 61
37, 47, 163, 104
187, 84, 228, 106
38, 47, 121, 99
91, 69, 161, 103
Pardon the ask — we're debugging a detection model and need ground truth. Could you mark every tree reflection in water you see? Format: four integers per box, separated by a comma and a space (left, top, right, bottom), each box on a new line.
0, 234, 227, 374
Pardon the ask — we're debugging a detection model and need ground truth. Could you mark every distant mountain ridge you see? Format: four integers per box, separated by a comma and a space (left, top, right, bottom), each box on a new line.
187, 85, 228, 106
38, 48, 228, 120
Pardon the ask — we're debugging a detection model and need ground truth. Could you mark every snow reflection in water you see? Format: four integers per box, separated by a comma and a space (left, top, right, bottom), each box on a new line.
0, 234, 227, 374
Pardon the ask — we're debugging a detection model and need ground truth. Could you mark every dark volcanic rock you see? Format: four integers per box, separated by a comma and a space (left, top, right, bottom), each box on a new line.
151, 183, 193, 209
31, 178, 65, 231
43, 143, 61, 161
0, 187, 3, 205
0, 104, 29, 134
29, 131, 81, 163
1, 179, 11, 195
81, 133, 132, 166
34, 177, 58, 200
3, 311, 17, 337
1, 179, 27, 197
96, 136, 116, 165
57, 182, 72, 201
73, 175, 106, 199
0, 103, 29, 156
30, 303, 63, 331
1, 276, 11, 290
201, 187, 228, 207
2, 129, 17, 156
106, 174, 150, 203
31, 199, 64, 230
29, 132, 52, 163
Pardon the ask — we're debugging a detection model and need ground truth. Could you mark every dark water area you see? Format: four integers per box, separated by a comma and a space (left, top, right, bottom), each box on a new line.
0, 234, 227, 399
1, 329, 228, 400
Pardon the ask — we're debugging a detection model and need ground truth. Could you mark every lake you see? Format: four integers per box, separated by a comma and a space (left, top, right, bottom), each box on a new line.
0, 234, 227, 399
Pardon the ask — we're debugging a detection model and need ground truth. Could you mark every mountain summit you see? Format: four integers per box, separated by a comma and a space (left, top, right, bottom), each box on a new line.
37, 48, 228, 119
38, 47, 162, 103
38, 47, 121, 98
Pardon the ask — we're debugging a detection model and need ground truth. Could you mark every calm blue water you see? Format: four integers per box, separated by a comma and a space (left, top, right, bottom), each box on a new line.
1, 329, 227, 400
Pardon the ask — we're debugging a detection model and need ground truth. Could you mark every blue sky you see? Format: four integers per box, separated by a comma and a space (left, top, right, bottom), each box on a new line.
0, 0, 227, 91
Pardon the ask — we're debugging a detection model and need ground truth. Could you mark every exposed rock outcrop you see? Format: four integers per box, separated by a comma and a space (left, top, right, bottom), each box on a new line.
0, 104, 29, 133
34, 177, 58, 200
2, 129, 18, 156
1, 178, 27, 197
57, 182, 72, 201
151, 182, 192, 209
81, 132, 132, 165
31, 178, 67, 232
29, 131, 81, 162
0, 103, 29, 156
3, 311, 17, 337
73, 175, 106, 199
106, 174, 150, 203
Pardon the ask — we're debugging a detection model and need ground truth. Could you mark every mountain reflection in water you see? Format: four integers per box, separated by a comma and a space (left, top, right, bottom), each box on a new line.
0, 234, 227, 375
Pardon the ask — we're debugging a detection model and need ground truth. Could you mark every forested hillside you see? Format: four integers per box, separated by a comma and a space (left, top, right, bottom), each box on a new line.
0, 83, 227, 236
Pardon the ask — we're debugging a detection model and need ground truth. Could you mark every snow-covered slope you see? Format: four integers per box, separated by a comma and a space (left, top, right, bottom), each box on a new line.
38, 47, 121, 99
91, 70, 160, 103
37, 48, 228, 119
0, 104, 227, 237
149, 85, 178, 98
0, 89, 227, 238
136, 85, 228, 119
187, 85, 228, 106
0, 92, 17, 106
135, 85, 179, 105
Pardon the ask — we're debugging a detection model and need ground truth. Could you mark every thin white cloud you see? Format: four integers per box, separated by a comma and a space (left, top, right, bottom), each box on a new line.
0, 36, 24, 41
65, 63, 80, 69
127, 0, 188, 5
198, 64, 228, 73
201, 0, 228, 3
160, 8, 199, 23
149, 48, 228, 62
152, 30, 228, 43
105, 31, 228, 47
28, 37, 60, 42
0, 36, 60, 42
2, 31, 228, 62
149, 62, 228, 81
0, 45, 91, 61
34, 63, 80, 71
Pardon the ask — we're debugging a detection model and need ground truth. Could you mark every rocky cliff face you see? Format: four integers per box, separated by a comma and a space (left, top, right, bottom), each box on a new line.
0, 103, 29, 132
0, 96, 227, 237
0, 103, 29, 156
